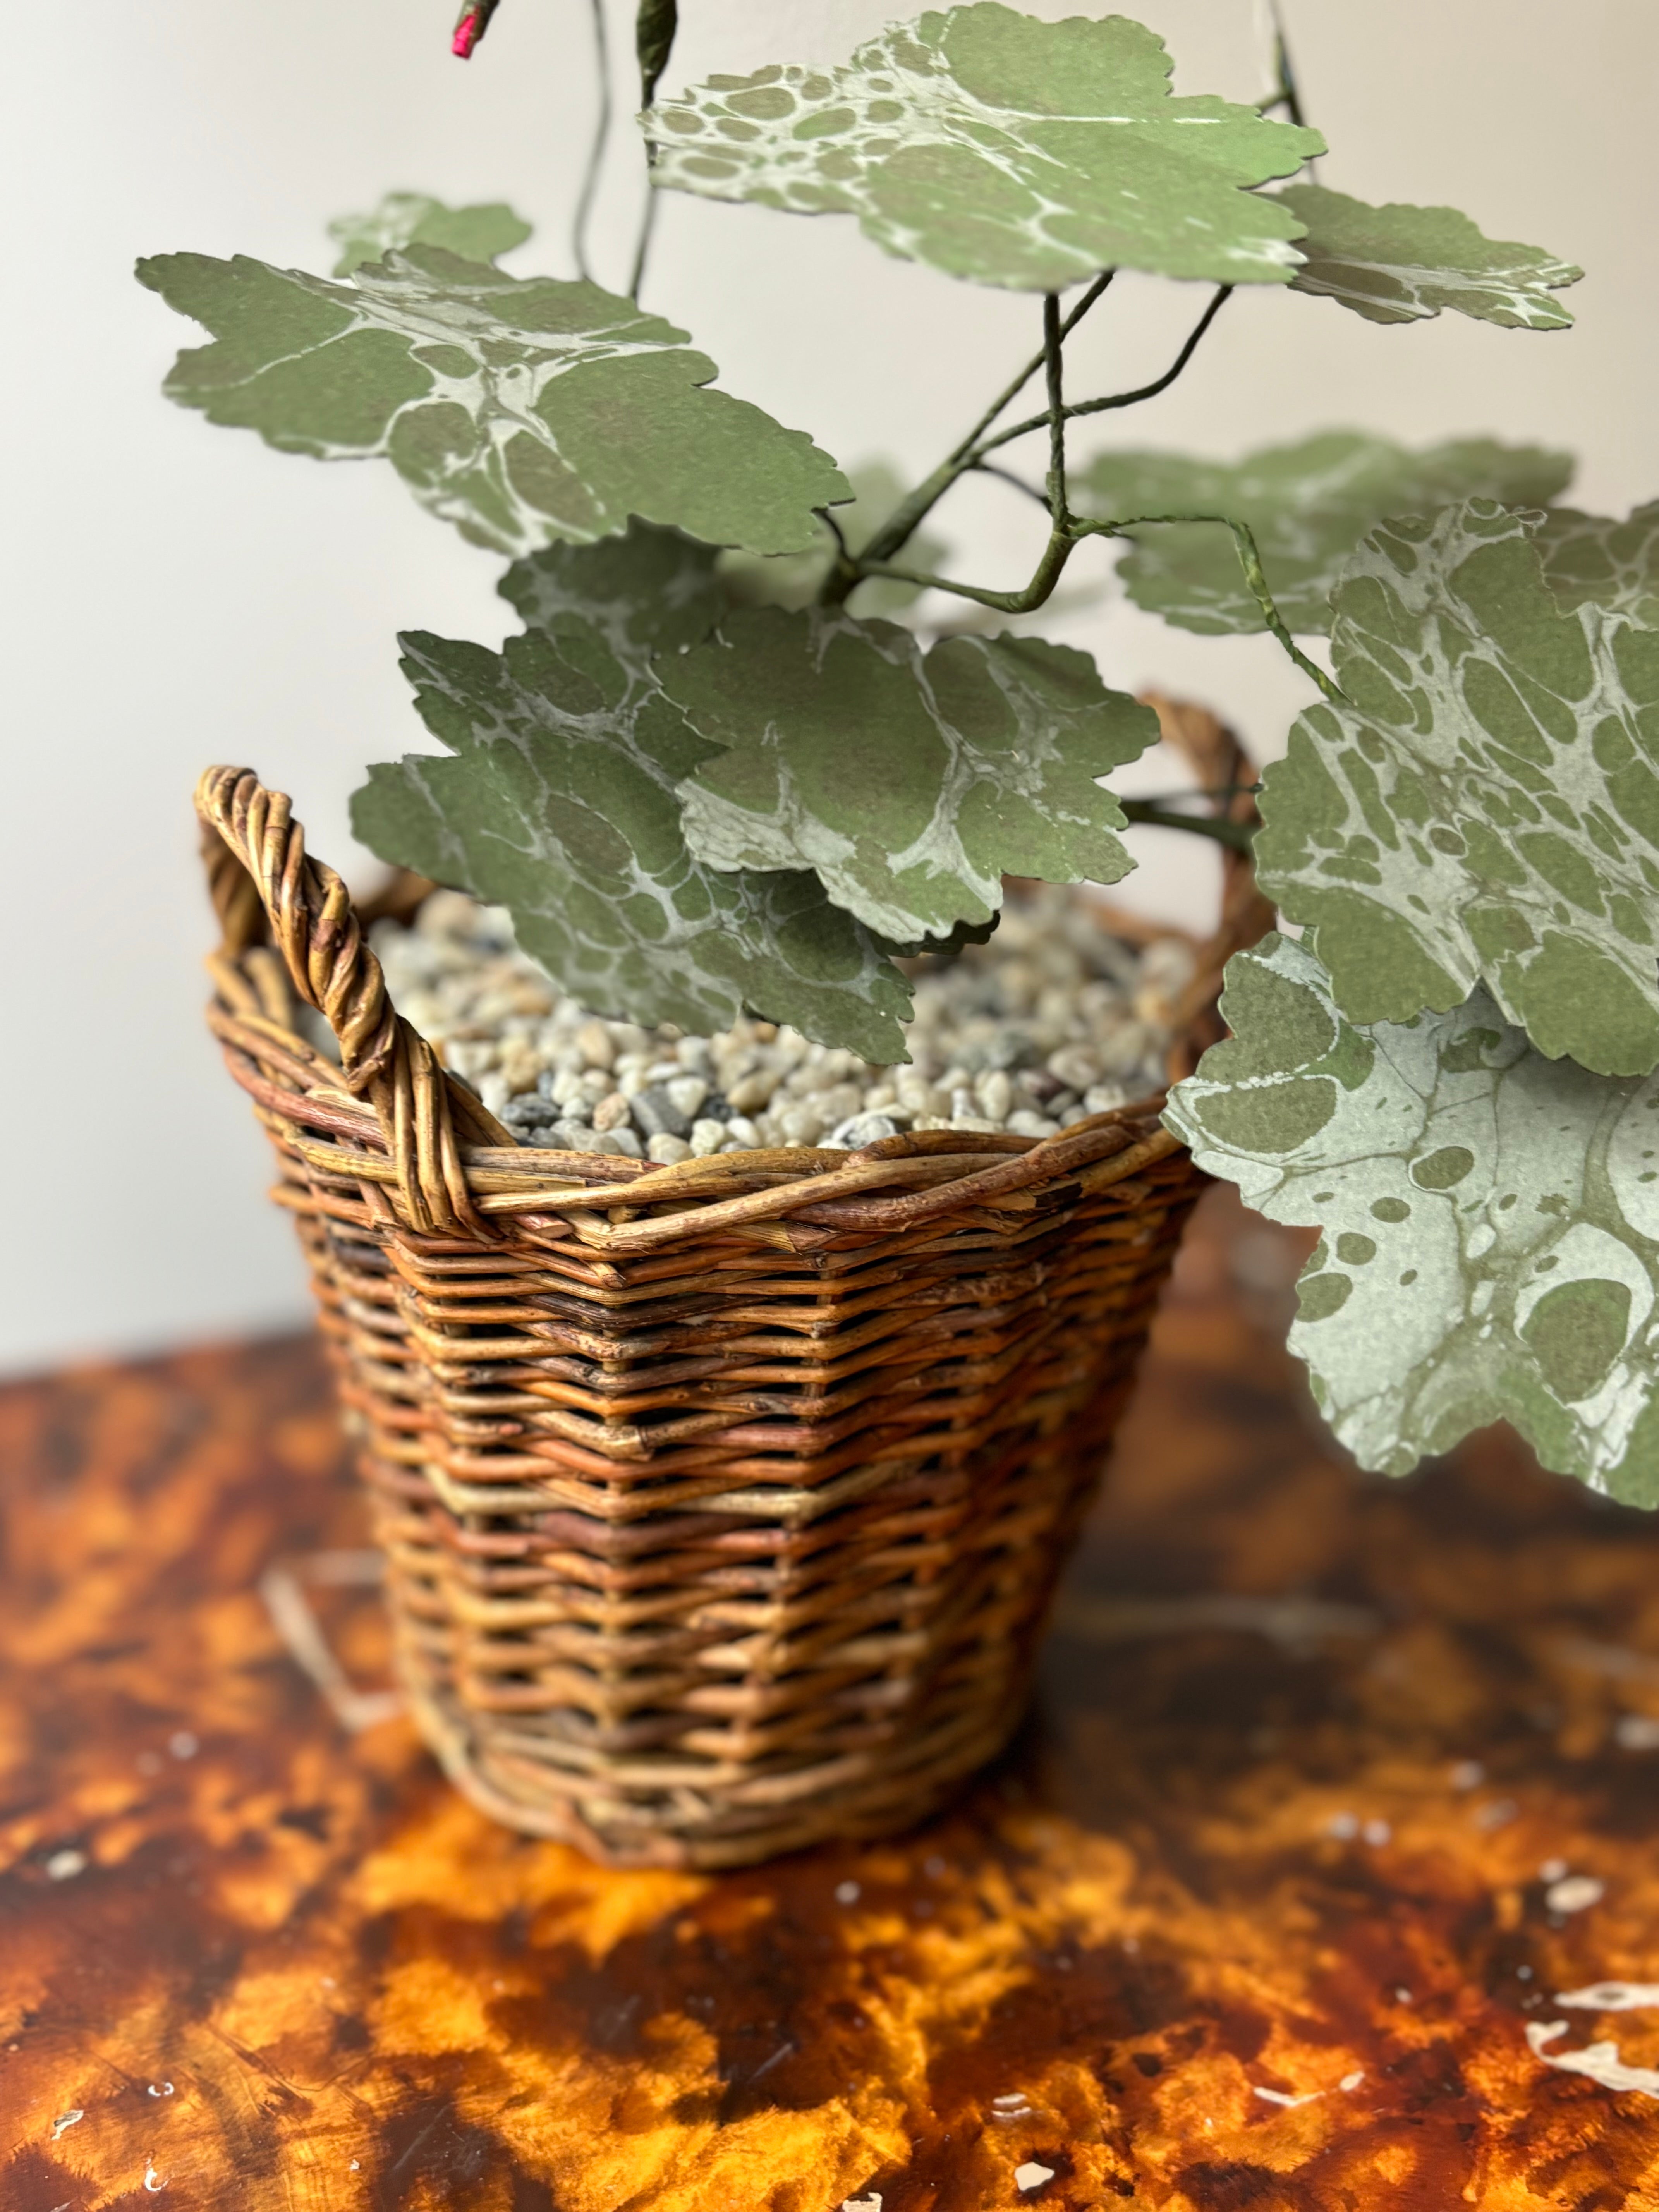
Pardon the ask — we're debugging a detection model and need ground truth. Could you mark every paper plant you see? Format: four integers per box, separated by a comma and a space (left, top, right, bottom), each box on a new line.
141, 3, 1659, 1507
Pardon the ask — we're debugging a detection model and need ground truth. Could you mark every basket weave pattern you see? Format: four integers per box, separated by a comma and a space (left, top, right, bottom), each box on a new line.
196, 719, 1266, 1868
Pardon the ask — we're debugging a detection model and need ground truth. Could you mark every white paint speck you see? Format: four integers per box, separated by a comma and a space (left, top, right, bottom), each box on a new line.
1253, 2086, 1321, 2108
349, 2160, 360, 2172
1394, 1987, 1413, 2004
835, 1881, 861, 1906
168, 1731, 199, 1761
146, 2083, 173, 2098
1539, 1857, 1569, 1883
1326, 1812, 1358, 1839
1450, 1759, 1485, 1790
1546, 1875, 1605, 1915
1557, 1982, 1659, 2011
1339, 2070, 1364, 2092
1015, 2163, 1055, 2193
1517, 1965, 1533, 1980
1616, 1714, 1659, 1750
1362, 1819, 1391, 1846
842, 2195, 881, 2212
50, 2111, 84, 2142
45, 1849, 87, 1882
319, 1976, 336, 1990
1529, 2019, 1659, 2097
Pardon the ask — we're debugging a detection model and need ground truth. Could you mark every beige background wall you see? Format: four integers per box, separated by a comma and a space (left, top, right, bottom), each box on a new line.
5, 0, 1656, 1370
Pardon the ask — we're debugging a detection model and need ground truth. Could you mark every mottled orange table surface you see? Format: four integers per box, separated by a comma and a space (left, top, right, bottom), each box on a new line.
7, 1190, 1659, 2211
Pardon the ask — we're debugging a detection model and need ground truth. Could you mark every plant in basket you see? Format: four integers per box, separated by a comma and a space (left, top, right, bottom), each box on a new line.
141, 2, 1652, 1866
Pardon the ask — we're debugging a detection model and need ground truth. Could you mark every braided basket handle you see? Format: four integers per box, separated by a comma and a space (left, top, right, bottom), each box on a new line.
195, 766, 504, 1237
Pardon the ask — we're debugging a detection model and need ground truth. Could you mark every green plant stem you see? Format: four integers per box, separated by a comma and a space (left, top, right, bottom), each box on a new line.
1043, 293, 1068, 525
976, 285, 1233, 459
974, 461, 1050, 511
860, 513, 1345, 705
825, 280, 1233, 607
572, 0, 612, 283
629, 180, 659, 302
1257, 0, 1310, 130
821, 271, 1116, 602
1100, 514, 1343, 702
1118, 800, 1257, 853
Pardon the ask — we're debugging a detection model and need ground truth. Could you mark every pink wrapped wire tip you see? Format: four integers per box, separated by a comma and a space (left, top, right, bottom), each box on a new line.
450, 0, 499, 58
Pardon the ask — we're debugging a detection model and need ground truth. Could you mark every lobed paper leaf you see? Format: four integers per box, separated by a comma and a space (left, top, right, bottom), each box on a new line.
644, 3, 1323, 294
1278, 184, 1583, 329
1256, 500, 1659, 1079
499, 515, 728, 655
1164, 933, 1659, 1501
1081, 431, 1573, 636
662, 606, 1158, 942
352, 589, 913, 1058
136, 244, 848, 557
1538, 502, 1659, 627
327, 191, 532, 276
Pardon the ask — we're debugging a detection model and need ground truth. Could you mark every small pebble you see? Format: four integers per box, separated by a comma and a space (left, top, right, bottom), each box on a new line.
576, 1020, 615, 1068
632, 1084, 692, 1140
666, 1074, 709, 1122
1546, 1874, 1605, 1914
826, 1111, 899, 1150
647, 1133, 693, 1165
689, 1118, 727, 1157
592, 1092, 631, 1132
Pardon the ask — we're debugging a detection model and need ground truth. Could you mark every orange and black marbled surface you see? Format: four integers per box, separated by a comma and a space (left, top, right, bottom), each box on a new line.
6, 1188, 1659, 2210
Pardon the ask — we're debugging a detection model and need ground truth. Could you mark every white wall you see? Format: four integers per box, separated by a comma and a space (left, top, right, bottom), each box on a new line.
4, 0, 1656, 1371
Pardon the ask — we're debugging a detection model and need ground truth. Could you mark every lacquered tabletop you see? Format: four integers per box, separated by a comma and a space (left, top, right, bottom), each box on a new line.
6, 1188, 1659, 2210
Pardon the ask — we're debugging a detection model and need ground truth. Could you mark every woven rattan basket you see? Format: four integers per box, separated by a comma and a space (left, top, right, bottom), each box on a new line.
194, 702, 1269, 1868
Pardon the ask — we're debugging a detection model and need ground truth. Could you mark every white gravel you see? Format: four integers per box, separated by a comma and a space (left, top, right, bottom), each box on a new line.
369, 886, 1197, 1157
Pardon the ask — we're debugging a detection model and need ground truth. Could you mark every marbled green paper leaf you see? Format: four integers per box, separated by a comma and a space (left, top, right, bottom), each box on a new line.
1081, 432, 1573, 636
352, 610, 912, 1058
1537, 502, 1659, 626
499, 516, 728, 657
1164, 933, 1659, 1501
1278, 184, 1583, 329
136, 244, 848, 556
663, 607, 1158, 941
644, 3, 1323, 293
1256, 499, 1659, 1079
327, 191, 532, 276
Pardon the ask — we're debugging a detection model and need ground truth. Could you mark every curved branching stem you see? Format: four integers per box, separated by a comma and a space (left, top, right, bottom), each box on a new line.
628, 183, 659, 302
572, 0, 612, 283
973, 460, 1051, 511
977, 285, 1234, 459
1043, 293, 1068, 525
858, 512, 1345, 706
858, 527, 1080, 615
821, 270, 1116, 600
1119, 800, 1257, 854
1075, 515, 1344, 703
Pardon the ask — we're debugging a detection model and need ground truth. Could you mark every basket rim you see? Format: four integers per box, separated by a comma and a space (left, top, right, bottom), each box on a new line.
194, 697, 1271, 1250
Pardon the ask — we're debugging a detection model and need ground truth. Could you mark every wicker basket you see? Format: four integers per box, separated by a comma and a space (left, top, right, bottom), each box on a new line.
194, 703, 1268, 1869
